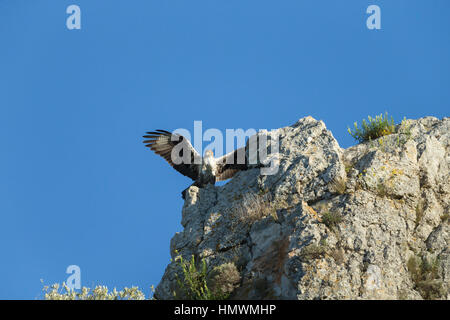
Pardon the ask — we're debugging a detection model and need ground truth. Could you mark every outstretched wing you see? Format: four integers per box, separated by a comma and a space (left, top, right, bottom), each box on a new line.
215, 146, 248, 181
143, 129, 200, 180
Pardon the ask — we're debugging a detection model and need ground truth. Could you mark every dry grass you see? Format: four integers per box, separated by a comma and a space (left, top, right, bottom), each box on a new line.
230, 192, 276, 224
330, 176, 347, 195
407, 255, 445, 300
415, 199, 425, 227
329, 247, 345, 265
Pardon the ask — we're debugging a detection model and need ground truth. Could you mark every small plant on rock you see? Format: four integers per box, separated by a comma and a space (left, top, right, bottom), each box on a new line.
321, 211, 343, 231
330, 176, 347, 195
174, 255, 212, 300
174, 254, 237, 300
415, 199, 426, 228
407, 255, 445, 300
348, 112, 396, 143
300, 243, 327, 260
207, 263, 241, 299
231, 192, 276, 224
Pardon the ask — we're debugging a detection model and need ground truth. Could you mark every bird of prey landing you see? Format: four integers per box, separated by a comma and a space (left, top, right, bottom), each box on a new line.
143, 130, 250, 199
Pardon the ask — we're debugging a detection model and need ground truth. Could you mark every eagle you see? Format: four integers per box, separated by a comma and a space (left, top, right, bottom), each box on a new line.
143, 129, 250, 198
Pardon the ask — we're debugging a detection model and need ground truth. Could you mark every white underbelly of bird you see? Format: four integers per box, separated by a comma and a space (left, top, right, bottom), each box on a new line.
198, 154, 217, 185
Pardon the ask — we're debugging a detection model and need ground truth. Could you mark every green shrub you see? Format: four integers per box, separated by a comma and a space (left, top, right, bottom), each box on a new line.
207, 262, 241, 298
321, 211, 343, 231
42, 281, 149, 300
348, 113, 396, 143
174, 255, 236, 300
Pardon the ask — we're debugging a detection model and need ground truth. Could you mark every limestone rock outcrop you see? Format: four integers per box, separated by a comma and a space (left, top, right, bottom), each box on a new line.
155, 116, 449, 300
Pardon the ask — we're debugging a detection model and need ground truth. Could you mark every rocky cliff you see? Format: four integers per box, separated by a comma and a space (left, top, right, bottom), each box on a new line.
154, 116, 449, 300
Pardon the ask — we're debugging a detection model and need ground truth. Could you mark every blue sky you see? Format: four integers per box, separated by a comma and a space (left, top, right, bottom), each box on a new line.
0, 0, 448, 299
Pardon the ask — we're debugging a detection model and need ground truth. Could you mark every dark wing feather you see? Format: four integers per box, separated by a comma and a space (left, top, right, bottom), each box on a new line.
142, 130, 200, 180
215, 146, 248, 181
